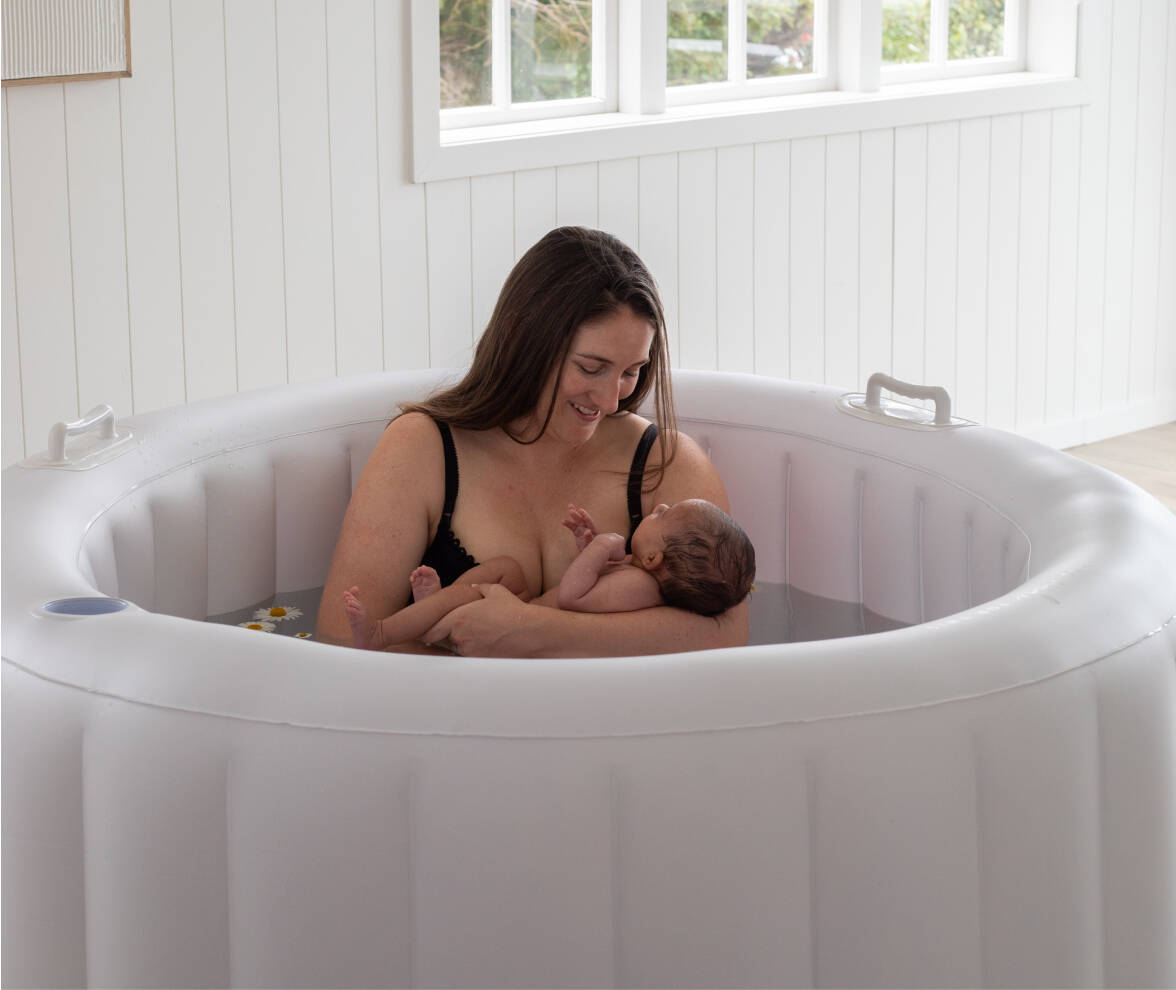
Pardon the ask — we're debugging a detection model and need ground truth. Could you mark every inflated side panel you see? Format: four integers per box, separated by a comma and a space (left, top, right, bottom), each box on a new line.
673, 419, 1030, 624
83, 425, 379, 614
227, 734, 415, 988
150, 472, 209, 620
8, 651, 1168, 988
205, 454, 278, 616
272, 441, 354, 595
1, 669, 88, 990
82, 705, 235, 988
1093, 632, 1176, 987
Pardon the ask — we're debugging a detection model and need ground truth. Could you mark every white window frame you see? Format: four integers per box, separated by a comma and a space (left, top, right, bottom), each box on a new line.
880, 0, 1025, 84
441, 0, 617, 130
410, 0, 1084, 184
664, 0, 834, 106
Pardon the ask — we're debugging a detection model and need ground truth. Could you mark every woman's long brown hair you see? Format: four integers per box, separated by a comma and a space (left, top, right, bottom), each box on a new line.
401, 226, 678, 489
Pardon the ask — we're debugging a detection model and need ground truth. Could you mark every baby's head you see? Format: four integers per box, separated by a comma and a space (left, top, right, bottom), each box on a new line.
631, 499, 755, 617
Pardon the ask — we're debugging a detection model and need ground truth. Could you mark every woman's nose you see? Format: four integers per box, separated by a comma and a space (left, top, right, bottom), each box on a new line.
593, 376, 623, 413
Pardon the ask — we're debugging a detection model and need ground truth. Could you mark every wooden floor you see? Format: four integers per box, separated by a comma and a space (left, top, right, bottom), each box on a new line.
1065, 422, 1176, 513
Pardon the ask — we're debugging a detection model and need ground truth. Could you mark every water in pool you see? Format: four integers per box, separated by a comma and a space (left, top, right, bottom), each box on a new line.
207, 582, 908, 646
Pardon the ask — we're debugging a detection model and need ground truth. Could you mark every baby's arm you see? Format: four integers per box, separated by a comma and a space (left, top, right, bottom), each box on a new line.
557, 533, 664, 614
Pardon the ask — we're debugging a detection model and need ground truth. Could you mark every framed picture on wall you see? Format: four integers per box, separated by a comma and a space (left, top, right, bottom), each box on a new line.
2, 0, 130, 87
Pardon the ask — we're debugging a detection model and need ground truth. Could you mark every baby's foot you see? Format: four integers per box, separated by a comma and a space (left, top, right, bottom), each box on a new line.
410, 565, 441, 602
343, 586, 385, 650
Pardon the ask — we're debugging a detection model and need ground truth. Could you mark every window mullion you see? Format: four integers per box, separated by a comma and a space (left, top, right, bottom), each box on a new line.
619, 0, 666, 114
839, 0, 881, 92
728, 0, 747, 87
493, 0, 511, 108
930, 0, 949, 64
593, 0, 612, 105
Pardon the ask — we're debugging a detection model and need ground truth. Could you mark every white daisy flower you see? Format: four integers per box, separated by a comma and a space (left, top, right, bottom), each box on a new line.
295, 632, 313, 639
253, 605, 302, 622
238, 620, 276, 632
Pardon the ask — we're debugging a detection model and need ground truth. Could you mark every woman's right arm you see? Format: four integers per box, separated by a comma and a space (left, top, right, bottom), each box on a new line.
315, 413, 443, 646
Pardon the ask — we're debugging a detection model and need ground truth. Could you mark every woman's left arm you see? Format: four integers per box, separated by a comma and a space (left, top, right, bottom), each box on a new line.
423, 431, 751, 657
425, 586, 748, 657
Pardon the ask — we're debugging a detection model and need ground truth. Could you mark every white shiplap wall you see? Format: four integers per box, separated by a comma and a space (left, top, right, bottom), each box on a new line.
3, 0, 1174, 468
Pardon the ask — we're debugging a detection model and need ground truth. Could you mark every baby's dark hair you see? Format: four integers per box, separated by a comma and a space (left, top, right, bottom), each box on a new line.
654, 502, 755, 617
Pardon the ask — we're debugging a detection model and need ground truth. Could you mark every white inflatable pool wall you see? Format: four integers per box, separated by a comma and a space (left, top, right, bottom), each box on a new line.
3, 369, 1174, 988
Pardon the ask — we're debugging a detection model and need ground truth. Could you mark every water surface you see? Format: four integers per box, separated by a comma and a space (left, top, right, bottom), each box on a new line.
208, 581, 908, 647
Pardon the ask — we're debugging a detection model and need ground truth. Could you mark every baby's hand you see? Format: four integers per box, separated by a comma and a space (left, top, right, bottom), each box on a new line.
562, 503, 598, 552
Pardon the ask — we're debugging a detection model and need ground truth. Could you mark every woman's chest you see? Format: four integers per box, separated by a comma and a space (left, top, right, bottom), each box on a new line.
452, 453, 636, 593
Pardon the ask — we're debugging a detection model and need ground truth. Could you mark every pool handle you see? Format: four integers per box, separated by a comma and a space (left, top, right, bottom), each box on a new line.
48, 404, 117, 464
864, 374, 953, 426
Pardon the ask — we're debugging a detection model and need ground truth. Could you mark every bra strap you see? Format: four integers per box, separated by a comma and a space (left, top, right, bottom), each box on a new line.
626, 423, 659, 553
435, 420, 460, 529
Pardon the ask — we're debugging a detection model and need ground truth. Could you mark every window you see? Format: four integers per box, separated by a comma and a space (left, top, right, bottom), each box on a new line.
881, 0, 1020, 82
440, 0, 614, 128
410, 0, 1083, 183
664, 0, 829, 106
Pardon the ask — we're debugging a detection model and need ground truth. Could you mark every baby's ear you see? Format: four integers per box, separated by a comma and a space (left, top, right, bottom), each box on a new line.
642, 549, 663, 570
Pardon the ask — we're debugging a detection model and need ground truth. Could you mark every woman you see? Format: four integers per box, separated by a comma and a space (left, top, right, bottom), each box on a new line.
316, 226, 748, 656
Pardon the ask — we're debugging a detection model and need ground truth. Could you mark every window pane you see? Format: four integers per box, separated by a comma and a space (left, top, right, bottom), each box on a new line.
882, 0, 930, 64
668, 0, 728, 87
511, 0, 592, 104
948, 0, 1004, 59
747, 1, 814, 78
440, 0, 492, 109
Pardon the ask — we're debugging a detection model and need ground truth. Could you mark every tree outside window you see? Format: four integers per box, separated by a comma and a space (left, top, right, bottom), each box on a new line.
440, 0, 1010, 112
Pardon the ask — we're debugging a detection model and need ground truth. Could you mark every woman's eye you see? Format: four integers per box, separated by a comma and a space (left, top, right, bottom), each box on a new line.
578, 364, 603, 376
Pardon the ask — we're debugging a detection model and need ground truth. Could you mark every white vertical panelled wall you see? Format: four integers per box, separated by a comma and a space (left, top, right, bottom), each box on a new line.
3, 0, 1175, 468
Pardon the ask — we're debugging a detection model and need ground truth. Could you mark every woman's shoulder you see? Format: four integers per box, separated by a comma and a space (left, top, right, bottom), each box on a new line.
382, 409, 444, 446
345, 410, 449, 535
363, 411, 445, 480
386, 408, 439, 436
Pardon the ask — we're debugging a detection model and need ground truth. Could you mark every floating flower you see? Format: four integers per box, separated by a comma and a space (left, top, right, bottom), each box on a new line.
295, 632, 313, 639
238, 620, 276, 632
254, 605, 302, 622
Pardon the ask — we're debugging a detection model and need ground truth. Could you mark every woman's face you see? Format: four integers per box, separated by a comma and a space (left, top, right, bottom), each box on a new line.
542, 304, 655, 443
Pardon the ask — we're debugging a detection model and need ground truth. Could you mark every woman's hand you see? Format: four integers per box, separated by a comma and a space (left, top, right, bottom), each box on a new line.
422, 583, 537, 657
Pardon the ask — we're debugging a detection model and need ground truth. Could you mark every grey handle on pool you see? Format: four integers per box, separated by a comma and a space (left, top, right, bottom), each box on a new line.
864, 373, 953, 426
48, 404, 117, 464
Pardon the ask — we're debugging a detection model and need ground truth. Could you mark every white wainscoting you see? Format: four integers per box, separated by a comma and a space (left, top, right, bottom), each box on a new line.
3, 0, 1174, 468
